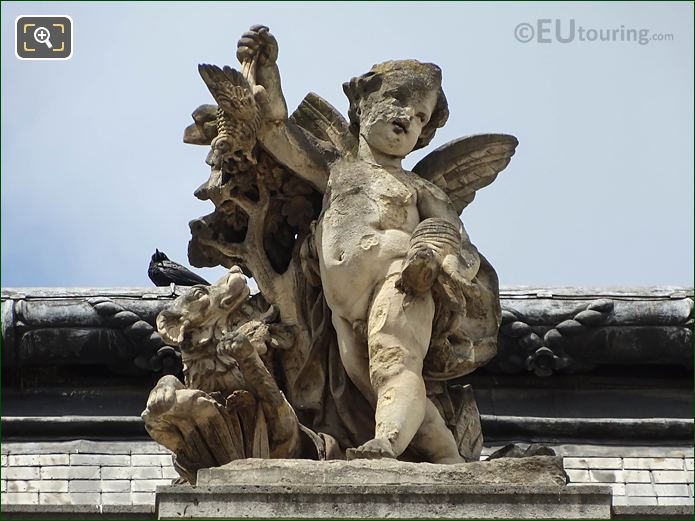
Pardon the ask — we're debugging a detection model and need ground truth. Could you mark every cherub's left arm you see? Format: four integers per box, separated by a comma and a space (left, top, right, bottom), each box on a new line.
415, 178, 467, 239
397, 177, 481, 298
417, 179, 480, 269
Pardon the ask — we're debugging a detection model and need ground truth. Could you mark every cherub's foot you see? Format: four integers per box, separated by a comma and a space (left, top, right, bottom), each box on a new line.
346, 438, 396, 460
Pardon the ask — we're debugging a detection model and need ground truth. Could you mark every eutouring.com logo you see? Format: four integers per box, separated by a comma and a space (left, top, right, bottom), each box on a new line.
514, 19, 674, 45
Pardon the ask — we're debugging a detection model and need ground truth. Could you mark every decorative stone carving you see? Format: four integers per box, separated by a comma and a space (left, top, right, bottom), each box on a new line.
1, 287, 689, 382
490, 289, 693, 376
142, 268, 303, 483
0, 288, 180, 377
88, 296, 180, 374
146, 23, 520, 479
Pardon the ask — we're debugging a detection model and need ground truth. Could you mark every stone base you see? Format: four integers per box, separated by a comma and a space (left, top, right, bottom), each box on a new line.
156, 484, 611, 519
155, 457, 612, 519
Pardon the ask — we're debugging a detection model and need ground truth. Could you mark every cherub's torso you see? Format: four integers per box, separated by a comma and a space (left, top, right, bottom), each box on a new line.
316, 157, 422, 322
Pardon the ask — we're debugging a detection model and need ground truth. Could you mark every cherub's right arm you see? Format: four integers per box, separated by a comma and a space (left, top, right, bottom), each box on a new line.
238, 26, 331, 193
257, 120, 333, 193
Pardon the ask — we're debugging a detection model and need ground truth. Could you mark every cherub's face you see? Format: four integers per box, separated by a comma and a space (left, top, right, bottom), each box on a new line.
359, 84, 438, 158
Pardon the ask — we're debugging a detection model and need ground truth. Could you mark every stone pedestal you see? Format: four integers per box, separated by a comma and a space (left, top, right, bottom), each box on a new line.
155, 457, 612, 519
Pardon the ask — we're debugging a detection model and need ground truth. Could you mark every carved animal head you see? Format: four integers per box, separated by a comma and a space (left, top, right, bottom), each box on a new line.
206, 135, 236, 170
157, 266, 250, 349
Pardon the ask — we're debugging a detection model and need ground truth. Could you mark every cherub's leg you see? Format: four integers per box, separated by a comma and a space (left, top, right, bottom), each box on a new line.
410, 399, 464, 464
348, 274, 434, 459
332, 314, 376, 407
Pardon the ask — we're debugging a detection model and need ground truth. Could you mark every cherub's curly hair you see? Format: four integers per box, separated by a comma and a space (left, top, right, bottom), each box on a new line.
343, 60, 449, 151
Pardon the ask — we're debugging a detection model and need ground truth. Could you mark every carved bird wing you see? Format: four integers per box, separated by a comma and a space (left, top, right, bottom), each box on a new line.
198, 64, 257, 121
412, 134, 519, 214
183, 91, 352, 155
289, 92, 357, 156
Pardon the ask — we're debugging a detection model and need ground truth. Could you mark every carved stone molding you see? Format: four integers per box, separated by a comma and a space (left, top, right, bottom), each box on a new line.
3, 287, 692, 377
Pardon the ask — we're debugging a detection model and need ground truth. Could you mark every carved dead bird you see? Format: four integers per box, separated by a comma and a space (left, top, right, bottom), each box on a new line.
148, 249, 210, 287
197, 64, 261, 170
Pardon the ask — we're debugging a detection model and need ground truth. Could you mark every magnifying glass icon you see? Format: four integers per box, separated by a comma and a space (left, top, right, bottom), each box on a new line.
33, 26, 53, 49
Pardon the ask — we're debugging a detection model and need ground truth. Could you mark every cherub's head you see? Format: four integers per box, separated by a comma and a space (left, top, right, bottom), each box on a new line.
343, 60, 449, 157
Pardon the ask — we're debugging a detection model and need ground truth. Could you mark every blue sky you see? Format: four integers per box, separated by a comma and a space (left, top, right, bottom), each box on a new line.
2, 1, 693, 288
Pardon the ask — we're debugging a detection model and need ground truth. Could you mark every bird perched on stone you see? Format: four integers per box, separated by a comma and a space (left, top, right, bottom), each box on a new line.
148, 249, 210, 287
197, 64, 261, 170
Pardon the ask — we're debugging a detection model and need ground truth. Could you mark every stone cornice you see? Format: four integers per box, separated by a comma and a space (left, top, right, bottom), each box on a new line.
2, 286, 692, 377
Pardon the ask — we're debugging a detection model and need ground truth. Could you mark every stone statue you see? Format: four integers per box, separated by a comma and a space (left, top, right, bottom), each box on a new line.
142, 267, 308, 482
143, 24, 518, 481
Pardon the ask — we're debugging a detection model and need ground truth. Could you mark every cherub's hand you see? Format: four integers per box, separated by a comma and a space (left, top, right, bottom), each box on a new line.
396, 247, 440, 295
236, 25, 287, 121
237, 25, 278, 66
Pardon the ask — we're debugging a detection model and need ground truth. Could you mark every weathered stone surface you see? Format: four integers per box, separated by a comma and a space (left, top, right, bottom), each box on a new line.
170, 458, 593, 520
612, 504, 694, 519
493, 290, 693, 376
3, 19, 682, 519
140, 22, 520, 477
141, 268, 302, 483
157, 483, 610, 520
126, 20, 695, 489
198, 456, 568, 486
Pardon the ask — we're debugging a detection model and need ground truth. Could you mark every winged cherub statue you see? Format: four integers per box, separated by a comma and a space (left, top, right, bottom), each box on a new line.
180, 25, 517, 465
236, 26, 518, 463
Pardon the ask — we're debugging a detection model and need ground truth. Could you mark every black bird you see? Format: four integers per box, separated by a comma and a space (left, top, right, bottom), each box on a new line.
148, 249, 210, 287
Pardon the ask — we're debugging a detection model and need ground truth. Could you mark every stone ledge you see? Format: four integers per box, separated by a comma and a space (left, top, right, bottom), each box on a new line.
197, 456, 568, 487
612, 504, 694, 519
156, 483, 611, 519
157, 457, 609, 519
0, 504, 155, 520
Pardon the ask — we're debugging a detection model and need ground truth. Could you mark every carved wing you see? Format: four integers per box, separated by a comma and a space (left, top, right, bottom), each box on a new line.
412, 134, 519, 214
289, 92, 357, 155
198, 64, 257, 121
